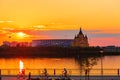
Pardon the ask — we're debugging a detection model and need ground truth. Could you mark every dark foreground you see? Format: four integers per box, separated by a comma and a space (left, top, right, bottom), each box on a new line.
2, 75, 120, 80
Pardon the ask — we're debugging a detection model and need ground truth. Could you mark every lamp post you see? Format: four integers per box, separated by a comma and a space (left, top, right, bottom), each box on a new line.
100, 50, 104, 80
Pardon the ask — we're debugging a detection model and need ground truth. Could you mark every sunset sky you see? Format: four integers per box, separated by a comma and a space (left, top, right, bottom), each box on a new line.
0, 0, 120, 46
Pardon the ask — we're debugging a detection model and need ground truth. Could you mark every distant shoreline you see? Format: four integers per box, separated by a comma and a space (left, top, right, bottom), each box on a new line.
0, 47, 120, 58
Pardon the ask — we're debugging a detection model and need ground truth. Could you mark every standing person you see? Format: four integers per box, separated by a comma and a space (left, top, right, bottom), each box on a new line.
28, 72, 31, 80
43, 68, 47, 76
54, 69, 56, 75
63, 68, 67, 77
43, 68, 48, 80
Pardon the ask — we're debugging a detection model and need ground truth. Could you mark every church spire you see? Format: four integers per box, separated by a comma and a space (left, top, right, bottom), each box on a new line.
79, 27, 83, 34
85, 35, 88, 39
72, 27, 89, 47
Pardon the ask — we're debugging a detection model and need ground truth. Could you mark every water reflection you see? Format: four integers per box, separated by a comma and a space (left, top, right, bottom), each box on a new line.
0, 58, 79, 69
75, 55, 99, 75
0, 55, 120, 75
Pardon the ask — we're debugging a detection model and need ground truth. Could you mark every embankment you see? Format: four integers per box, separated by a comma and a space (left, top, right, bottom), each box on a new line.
0, 46, 119, 58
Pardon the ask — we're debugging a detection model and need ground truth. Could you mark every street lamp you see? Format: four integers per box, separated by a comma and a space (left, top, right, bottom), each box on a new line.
100, 50, 104, 80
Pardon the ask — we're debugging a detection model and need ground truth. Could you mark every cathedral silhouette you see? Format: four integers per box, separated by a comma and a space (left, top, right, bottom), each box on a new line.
72, 28, 89, 47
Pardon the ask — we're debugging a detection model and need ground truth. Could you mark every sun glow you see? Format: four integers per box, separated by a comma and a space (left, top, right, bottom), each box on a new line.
15, 32, 30, 40
17, 32, 26, 38
6, 32, 31, 42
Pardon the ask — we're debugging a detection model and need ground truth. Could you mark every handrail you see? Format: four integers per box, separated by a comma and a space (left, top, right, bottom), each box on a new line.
0, 68, 120, 76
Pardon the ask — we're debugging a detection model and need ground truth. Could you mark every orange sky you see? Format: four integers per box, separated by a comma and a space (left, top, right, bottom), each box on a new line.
0, 0, 120, 46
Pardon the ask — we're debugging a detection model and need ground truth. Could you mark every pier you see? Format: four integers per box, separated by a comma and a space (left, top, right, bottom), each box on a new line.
0, 68, 120, 80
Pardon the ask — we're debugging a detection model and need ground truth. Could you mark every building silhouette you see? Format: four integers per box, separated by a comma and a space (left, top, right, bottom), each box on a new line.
32, 39, 73, 47
32, 28, 89, 47
31, 28, 89, 47
72, 28, 89, 47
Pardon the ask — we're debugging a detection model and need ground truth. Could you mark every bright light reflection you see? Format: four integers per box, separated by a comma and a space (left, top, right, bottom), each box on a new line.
19, 60, 24, 74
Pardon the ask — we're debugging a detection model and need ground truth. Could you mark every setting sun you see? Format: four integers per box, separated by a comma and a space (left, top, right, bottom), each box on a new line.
7, 32, 31, 42
16, 32, 29, 39
17, 32, 26, 38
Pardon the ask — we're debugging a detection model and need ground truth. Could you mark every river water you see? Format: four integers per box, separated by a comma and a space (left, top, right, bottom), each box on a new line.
0, 55, 120, 69
0, 55, 120, 75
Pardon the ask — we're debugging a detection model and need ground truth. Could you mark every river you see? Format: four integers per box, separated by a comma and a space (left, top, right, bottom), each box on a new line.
0, 55, 120, 75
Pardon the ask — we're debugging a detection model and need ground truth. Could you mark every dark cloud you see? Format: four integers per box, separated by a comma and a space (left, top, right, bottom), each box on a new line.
87, 33, 120, 38
85, 30, 103, 33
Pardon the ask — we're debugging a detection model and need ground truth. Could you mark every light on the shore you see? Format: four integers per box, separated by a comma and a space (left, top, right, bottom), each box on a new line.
19, 60, 24, 74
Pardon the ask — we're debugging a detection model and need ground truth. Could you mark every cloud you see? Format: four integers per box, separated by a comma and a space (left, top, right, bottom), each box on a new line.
33, 25, 46, 30
85, 30, 103, 33
88, 33, 120, 38
0, 20, 14, 23
0, 30, 7, 34
0, 21, 5, 23
85, 29, 120, 38
85, 29, 120, 34
89, 37, 120, 46
2, 27, 15, 30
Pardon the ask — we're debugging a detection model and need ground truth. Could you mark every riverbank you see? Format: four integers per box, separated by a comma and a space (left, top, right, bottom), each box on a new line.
0, 46, 120, 58
0, 46, 100, 58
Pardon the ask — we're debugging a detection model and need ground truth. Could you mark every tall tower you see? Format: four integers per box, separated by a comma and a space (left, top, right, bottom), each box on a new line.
79, 28, 83, 34
72, 28, 89, 47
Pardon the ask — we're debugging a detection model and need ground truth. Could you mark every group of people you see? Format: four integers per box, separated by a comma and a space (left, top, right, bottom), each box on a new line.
43, 68, 68, 77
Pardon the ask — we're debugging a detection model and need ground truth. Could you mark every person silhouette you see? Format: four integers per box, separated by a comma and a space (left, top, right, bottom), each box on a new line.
63, 68, 67, 77
43, 68, 47, 76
